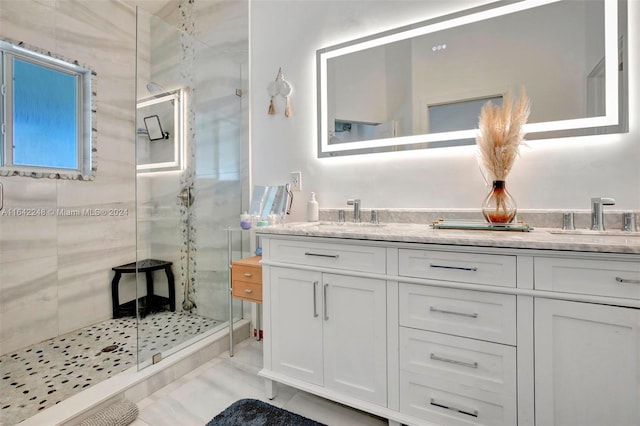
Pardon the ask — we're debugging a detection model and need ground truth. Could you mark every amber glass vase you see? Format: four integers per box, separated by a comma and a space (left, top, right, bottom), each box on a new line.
482, 180, 517, 224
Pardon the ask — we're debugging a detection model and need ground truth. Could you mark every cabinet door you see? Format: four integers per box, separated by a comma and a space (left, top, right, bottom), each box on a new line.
535, 299, 640, 426
323, 273, 387, 406
270, 267, 323, 385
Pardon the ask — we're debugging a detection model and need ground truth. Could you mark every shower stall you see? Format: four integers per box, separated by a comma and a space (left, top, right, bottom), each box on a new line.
0, 2, 249, 424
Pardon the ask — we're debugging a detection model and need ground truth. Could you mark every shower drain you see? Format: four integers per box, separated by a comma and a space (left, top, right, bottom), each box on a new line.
100, 344, 118, 354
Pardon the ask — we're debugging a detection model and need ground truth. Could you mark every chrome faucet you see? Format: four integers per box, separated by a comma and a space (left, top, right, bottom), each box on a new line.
591, 197, 615, 231
347, 199, 361, 223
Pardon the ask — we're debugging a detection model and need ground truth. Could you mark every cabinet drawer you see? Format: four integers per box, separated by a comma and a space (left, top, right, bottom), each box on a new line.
534, 256, 640, 300
400, 370, 516, 426
399, 283, 516, 345
232, 280, 262, 303
269, 239, 386, 274
399, 249, 516, 288
400, 328, 516, 398
232, 264, 262, 285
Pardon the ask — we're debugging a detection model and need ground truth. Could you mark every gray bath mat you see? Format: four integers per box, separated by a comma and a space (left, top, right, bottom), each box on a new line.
79, 399, 139, 426
206, 398, 326, 426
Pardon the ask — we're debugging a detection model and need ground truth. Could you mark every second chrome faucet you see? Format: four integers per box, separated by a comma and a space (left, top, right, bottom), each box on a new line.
591, 197, 615, 231
346, 199, 361, 223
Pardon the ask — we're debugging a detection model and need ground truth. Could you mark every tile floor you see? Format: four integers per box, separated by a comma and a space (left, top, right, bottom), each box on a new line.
0, 312, 222, 426
132, 338, 388, 426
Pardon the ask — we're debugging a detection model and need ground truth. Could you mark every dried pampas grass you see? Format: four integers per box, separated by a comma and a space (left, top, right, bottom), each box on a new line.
476, 88, 531, 182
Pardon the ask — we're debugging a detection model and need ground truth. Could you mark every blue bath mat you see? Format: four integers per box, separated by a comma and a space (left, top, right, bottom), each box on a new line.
206, 398, 326, 426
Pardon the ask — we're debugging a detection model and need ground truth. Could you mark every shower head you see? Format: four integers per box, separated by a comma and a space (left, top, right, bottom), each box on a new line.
146, 82, 168, 96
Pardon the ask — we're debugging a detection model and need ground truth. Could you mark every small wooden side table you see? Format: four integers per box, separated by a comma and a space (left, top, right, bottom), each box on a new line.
231, 255, 262, 343
231, 255, 262, 304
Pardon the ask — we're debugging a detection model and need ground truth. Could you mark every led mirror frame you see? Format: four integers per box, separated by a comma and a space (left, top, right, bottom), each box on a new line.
317, 0, 627, 158
136, 89, 185, 171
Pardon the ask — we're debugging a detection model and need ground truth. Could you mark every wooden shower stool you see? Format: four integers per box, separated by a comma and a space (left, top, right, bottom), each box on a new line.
111, 259, 176, 319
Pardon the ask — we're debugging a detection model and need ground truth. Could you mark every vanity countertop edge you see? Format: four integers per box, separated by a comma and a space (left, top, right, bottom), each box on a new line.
256, 222, 640, 255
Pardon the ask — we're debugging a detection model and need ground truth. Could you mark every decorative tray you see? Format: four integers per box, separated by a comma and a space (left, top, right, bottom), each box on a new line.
431, 219, 534, 232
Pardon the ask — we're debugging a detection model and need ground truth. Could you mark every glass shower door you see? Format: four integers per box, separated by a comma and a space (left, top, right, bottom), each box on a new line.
135, 6, 247, 369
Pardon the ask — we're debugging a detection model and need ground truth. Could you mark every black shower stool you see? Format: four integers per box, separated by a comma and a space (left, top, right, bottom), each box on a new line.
111, 259, 176, 319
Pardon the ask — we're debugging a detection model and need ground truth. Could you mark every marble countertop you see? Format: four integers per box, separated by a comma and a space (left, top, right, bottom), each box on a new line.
256, 222, 640, 255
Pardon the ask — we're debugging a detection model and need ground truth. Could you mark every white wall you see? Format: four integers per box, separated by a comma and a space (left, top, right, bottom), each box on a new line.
250, 0, 640, 221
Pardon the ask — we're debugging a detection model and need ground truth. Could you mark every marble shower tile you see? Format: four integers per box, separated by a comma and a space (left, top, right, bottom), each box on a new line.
55, 0, 136, 65
0, 256, 58, 355
0, 0, 56, 52
57, 269, 117, 334
0, 255, 57, 311
0, 215, 57, 264
56, 215, 135, 270
0, 177, 58, 262
56, 178, 135, 210
194, 0, 247, 48
148, 21, 181, 86
135, 8, 152, 100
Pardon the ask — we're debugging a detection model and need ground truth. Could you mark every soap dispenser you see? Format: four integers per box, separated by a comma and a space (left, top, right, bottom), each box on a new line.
307, 192, 319, 222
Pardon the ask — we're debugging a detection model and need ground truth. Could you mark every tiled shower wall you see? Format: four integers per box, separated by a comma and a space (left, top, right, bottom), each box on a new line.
0, 1, 138, 355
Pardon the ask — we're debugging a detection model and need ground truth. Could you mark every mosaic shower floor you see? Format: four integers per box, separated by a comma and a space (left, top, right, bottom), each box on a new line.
0, 311, 223, 426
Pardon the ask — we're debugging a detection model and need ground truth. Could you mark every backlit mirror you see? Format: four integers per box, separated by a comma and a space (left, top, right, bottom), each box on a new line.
136, 89, 185, 171
317, 0, 628, 157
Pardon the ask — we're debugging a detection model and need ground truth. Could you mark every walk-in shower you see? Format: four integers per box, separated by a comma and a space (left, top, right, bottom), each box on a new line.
0, 1, 248, 424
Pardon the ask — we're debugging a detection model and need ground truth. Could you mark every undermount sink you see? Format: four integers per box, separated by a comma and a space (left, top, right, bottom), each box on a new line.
548, 229, 640, 237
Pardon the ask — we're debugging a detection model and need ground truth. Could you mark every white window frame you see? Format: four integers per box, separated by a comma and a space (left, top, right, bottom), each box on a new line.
0, 40, 95, 180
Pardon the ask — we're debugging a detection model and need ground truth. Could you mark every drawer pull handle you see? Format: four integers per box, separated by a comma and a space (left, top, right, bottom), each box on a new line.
430, 306, 478, 318
313, 281, 319, 318
243, 273, 253, 277
430, 398, 478, 418
324, 283, 329, 320
430, 263, 478, 272
430, 353, 478, 369
244, 289, 253, 294
616, 277, 640, 284
305, 252, 340, 259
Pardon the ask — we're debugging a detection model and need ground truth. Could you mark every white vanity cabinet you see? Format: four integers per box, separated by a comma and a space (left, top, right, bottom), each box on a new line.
266, 241, 388, 406
534, 299, 640, 426
398, 249, 518, 425
259, 231, 640, 426
533, 256, 640, 426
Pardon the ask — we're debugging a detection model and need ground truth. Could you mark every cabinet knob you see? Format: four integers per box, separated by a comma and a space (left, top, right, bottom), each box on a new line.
244, 289, 253, 293
244, 273, 253, 277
